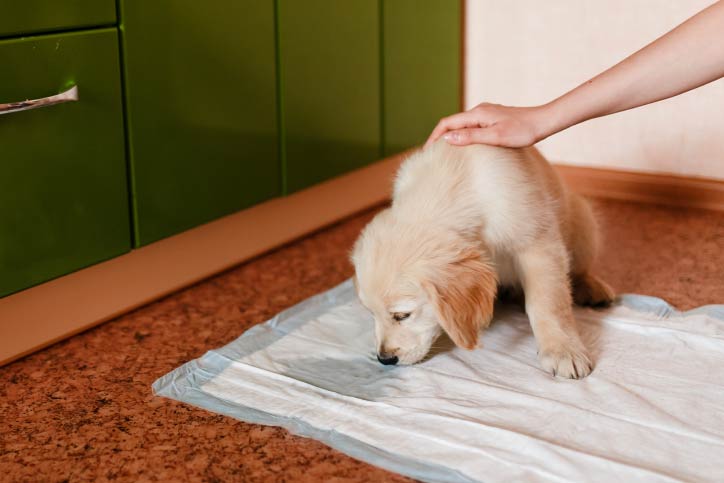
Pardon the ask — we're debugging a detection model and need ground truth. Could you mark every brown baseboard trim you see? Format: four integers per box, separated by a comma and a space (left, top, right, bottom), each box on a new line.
0, 152, 408, 366
555, 164, 724, 212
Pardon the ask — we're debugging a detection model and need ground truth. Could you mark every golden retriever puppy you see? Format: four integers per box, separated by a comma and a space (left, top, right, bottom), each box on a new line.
351, 141, 614, 378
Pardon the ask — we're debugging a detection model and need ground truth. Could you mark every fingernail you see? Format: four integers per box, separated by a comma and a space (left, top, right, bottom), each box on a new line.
443, 132, 459, 142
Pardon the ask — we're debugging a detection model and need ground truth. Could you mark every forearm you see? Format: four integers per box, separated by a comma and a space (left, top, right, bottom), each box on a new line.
539, 0, 724, 138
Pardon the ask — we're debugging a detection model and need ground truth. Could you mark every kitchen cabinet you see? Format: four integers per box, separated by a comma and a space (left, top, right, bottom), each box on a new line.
278, 0, 381, 193
120, 0, 280, 245
383, 0, 461, 155
0, 28, 130, 297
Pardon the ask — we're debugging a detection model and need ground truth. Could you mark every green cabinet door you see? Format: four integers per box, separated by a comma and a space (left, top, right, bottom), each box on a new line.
279, 0, 381, 193
383, 0, 461, 155
0, 0, 116, 38
121, 0, 280, 246
0, 29, 130, 297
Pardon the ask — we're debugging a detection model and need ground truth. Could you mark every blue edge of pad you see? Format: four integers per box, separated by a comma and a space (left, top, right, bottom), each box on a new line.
152, 279, 724, 483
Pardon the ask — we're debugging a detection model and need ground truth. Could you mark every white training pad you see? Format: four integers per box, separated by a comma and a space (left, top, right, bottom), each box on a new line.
154, 279, 724, 482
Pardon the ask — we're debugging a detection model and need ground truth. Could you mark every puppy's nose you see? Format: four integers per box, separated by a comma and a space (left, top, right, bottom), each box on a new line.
377, 354, 399, 366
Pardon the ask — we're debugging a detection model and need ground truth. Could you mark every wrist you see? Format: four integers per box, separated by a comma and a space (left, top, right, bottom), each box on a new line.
528, 103, 564, 142
538, 88, 608, 141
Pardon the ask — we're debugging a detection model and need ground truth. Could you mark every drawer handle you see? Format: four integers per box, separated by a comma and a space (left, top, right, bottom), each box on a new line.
0, 85, 79, 115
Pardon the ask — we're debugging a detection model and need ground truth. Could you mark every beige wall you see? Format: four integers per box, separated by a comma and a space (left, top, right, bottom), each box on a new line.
465, 0, 724, 180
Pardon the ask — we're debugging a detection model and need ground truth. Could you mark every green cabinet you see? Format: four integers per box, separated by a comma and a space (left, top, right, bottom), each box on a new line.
383, 0, 461, 155
0, 2, 462, 298
0, 29, 130, 297
278, 0, 380, 193
0, 0, 117, 38
120, 0, 280, 246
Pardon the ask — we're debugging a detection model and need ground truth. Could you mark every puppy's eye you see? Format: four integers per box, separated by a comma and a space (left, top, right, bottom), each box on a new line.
392, 312, 411, 322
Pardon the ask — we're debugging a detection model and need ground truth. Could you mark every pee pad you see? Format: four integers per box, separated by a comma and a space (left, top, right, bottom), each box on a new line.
153, 279, 724, 482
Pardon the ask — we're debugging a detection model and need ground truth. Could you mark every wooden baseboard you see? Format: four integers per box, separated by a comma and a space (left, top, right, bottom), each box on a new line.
2, 154, 721, 366
555, 164, 724, 212
0, 152, 407, 366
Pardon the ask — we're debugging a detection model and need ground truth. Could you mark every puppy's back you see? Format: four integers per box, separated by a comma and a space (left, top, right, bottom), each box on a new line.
392, 141, 571, 247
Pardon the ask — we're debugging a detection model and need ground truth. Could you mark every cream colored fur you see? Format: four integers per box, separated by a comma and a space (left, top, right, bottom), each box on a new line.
351, 141, 614, 378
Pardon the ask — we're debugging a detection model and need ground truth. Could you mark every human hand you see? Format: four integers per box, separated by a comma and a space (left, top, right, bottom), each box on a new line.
424, 103, 554, 149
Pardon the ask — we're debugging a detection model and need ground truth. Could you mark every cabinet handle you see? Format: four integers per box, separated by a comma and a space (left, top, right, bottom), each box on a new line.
0, 85, 79, 115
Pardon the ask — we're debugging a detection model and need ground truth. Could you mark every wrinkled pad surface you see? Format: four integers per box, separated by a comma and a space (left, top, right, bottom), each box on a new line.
154, 279, 724, 482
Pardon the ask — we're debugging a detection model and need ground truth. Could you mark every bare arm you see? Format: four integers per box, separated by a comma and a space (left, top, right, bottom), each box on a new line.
425, 0, 724, 149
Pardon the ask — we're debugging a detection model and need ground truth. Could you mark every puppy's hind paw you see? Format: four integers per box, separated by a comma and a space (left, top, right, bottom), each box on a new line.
573, 273, 615, 308
539, 344, 593, 379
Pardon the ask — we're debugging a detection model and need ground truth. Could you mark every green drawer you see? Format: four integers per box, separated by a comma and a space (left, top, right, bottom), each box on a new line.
121, 0, 280, 246
0, 29, 130, 297
0, 0, 116, 38
279, 0, 381, 193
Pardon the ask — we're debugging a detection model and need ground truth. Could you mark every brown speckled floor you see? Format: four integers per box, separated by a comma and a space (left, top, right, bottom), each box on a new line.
1, 199, 723, 483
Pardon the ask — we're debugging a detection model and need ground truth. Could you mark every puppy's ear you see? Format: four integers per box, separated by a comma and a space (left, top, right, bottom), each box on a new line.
423, 249, 497, 350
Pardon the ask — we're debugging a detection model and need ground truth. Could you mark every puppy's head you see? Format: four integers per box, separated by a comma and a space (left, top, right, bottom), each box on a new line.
351, 209, 497, 365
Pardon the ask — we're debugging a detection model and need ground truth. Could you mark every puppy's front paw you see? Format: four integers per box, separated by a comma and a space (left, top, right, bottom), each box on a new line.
538, 343, 593, 379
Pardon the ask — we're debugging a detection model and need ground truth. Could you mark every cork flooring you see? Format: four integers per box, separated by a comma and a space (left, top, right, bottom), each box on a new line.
1, 198, 723, 483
